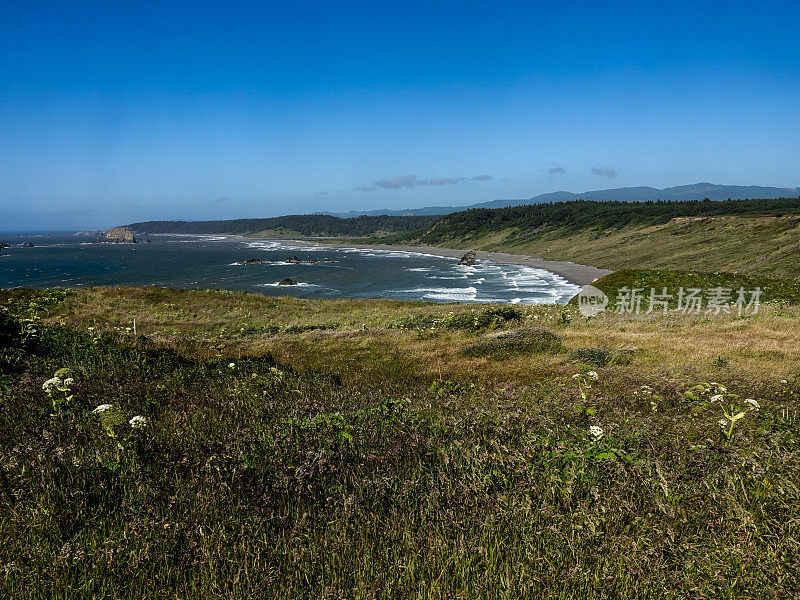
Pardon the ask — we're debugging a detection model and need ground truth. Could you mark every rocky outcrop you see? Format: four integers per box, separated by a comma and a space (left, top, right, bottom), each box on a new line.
285, 256, 302, 264
104, 227, 136, 243
458, 250, 476, 266
278, 278, 297, 285
242, 258, 264, 265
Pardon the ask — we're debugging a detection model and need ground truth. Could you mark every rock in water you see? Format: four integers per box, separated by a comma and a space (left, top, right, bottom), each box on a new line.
278, 278, 297, 285
242, 258, 264, 265
104, 227, 136, 243
458, 250, 477, 266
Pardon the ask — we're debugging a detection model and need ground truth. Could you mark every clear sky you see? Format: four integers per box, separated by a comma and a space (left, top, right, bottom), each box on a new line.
2, 0, 799, 228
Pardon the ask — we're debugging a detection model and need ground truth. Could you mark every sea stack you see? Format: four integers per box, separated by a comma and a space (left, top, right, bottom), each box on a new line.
458, 250, 477, 266
104, 227, 137, 243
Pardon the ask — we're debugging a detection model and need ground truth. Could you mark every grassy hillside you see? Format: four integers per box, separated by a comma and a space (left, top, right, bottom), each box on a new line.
392, 198, 800, 278
2, 286, 800, 598
127, 214, 439, 238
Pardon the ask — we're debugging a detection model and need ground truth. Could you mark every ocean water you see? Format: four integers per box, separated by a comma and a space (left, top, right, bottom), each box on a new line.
0, 232, 580, 304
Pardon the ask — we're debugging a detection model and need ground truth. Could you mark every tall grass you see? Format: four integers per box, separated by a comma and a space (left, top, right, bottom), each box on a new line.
1, 289, 799, 598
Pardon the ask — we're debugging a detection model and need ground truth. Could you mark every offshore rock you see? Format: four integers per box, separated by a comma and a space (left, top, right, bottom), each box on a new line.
104, 227, 136, 243
458, 250, 477, 266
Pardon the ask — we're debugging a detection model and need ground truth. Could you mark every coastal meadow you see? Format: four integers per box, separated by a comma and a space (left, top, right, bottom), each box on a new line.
1, 286, 799, 598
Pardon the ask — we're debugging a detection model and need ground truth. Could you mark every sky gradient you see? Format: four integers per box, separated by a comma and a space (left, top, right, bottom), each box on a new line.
2, 0, 799, 228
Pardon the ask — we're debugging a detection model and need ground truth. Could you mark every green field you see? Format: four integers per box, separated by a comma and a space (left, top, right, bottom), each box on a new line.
2, 285, 799, 598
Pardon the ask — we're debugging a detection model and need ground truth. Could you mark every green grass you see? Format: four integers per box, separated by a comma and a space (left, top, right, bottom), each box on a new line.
584, 268, 800, 311
2, 287, 800, 598
391, 213, 800, 279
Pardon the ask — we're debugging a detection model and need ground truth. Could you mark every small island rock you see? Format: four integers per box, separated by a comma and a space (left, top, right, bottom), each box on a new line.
278, 277, 298, 285
104, 227, 136, 243
458, 250, 477, 266
242, 258, 264, 265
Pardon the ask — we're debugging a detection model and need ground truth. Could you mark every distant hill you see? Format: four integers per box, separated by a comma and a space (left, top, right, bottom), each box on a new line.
126, 214, 439, 237
330, 183, 800, 217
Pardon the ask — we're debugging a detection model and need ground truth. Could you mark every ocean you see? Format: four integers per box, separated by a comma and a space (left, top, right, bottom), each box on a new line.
0, 232, 580, 304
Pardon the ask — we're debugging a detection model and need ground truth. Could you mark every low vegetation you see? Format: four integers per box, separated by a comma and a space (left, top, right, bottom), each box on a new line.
389, 198, 800, 278
127, 214, 439, 238
2, 284, 800, 598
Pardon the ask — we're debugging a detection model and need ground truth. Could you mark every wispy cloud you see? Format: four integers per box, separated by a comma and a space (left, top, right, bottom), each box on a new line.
539, 162, 565, 176
591, 166, 618, 178
374, 175, 419, 189
360, 173, 489, 191
427, 177, 464, 185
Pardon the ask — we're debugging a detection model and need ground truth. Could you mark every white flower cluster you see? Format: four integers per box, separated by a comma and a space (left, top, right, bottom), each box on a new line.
42, 377, 62, 391
93, 404, 113, 414
588, 425, 604, 440
129, 415, 147, 429
744, 398, 760, 411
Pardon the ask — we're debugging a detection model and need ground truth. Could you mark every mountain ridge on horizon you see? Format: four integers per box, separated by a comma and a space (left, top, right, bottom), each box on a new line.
325, 182, 800, 218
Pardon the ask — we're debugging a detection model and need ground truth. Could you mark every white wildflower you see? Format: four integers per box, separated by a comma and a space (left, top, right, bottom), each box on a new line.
63, 378, 74, 386
572, 373, 581, 380
42, 377, 62, 391
228, 362, 236, 368
587, 371, 599, 381
744, 398, 760, 411
129, 415, 147, 429
588, 425, 604, 440
781, 379, 788, 385
709, 394, 724, 403
719, 418, 728, 428
92, 404, 113, 414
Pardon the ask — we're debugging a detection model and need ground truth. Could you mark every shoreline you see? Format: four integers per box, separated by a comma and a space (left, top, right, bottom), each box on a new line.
283, 239, 611, 287
145, 233, 611, 287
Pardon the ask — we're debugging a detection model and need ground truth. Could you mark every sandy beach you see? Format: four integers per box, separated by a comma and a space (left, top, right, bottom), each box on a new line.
285, 239, 611, 287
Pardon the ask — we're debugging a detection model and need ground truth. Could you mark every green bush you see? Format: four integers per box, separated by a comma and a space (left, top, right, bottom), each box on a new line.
462, 328, 562, 359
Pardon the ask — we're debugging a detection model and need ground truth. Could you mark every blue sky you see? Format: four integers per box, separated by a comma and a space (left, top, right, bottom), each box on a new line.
1, 0, 799, 228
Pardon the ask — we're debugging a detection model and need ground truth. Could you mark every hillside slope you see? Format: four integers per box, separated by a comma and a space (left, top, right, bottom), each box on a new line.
393, 198, 800, 278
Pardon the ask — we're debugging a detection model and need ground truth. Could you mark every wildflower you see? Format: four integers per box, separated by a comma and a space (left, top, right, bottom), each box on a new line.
709, 394, 724, 403
744, 398, 760, 411
42, 377, 62, 391
93, 404, 113, 413
129, 416, 147, 429
572, 373, 581, 380
588, 425, 604, 440
719, 418, 728, 429
228, 362, 236, 368
587, 371, 599, 381
63, 378, 74, 386
781, 379, 788, 385
650, 401, 658, 412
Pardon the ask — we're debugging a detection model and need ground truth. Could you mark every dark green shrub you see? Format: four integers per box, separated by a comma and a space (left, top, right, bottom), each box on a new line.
569, 347, 612, 367
462, 328, 562, 359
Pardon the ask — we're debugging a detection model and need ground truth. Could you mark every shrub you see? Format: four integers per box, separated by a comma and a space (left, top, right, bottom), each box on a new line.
462, 328, 562, 359
569, 347, 612, 367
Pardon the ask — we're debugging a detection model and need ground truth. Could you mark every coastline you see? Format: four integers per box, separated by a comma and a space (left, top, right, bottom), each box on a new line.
283, 239, 611, 287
